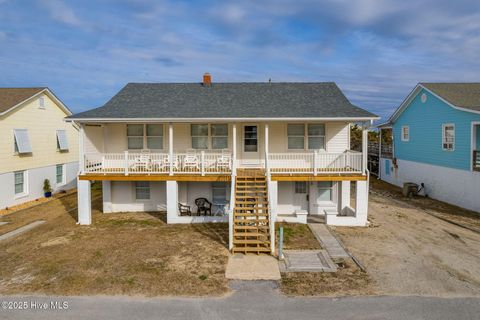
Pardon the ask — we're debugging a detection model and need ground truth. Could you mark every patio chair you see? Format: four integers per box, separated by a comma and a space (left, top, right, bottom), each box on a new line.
184, 149, 199, 170
178, 203, 192, 216
130, 153, 151, 171
216, 149, 231, 171
157, 154, 179, 172
194, 198, 212, 216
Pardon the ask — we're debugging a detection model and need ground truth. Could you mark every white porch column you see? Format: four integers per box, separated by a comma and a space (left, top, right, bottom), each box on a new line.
102, 181, 112, 213
378, 128, 382, 179
362, 123, 368, 174
166, 180, 178, 223
79, 124, 85, 174
339, 181, 351, 213
232, 123, 237, 173
168, 122, 174, 175
264, 123, 269, 175
355, 180, 368, 226
77, 179, 92, 225
268, 180, 278, 222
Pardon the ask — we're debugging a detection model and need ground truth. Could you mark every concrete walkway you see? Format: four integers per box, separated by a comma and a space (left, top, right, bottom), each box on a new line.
226, 254, 281, 280
1, 284, 479, 320
0, 220, 45, 242
308, 223, 349, 259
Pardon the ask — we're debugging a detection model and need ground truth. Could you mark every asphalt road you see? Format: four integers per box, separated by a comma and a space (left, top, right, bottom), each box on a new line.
1, 282, 479, 320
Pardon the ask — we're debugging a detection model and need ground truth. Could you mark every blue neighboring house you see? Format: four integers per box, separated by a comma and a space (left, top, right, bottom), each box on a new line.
378, 83, 480, 213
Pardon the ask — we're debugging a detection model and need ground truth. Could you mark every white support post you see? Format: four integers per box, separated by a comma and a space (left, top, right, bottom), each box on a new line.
232, 123, 237, 174
340, 181, 350, 212
265, 123, 269, 176
355, 179, 368, 226
201, 151, 205, 176
313, 150, 318, 176
166, 180, 178, 223
362, 123, 368, 174
77, 180, 92, 225
102, 181, 112, 213
124, 151, 129, 175
169, 123, 174, 176
378, 129, 382, 179
79, 124, 85, 174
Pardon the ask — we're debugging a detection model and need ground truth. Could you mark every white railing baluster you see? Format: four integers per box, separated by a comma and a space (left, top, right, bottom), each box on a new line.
124, 151, 129, 175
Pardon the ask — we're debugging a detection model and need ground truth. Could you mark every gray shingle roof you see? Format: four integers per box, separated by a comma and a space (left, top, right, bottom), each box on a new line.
68, 82, 378, 120
421, 83, 480, 112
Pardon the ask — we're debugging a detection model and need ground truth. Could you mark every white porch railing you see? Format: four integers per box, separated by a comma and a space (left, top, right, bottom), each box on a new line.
268, 151, 363, 174
83, 150, 363, 176
84, 151, 232, 175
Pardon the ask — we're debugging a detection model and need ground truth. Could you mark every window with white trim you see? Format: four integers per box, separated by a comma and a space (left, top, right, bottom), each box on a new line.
295, 181, 307, 194
191, 124, 228, 150
287, 124, 325, 150
442, 124, 455, 151
287, 124, 305, 150
212, 182, 228, 203
38, 97, 45, 109
317, 181, 333, 202
307, 124, 325, 150
127, 124, 163, 150
56, 164, 65, 185
14, 170, 27, 196
13, 129, 32, 154
135, 181, 150, 200
401, 126, 410, 142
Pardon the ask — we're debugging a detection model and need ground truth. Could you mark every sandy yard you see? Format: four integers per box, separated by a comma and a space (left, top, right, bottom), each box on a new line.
332, 180, 480, 297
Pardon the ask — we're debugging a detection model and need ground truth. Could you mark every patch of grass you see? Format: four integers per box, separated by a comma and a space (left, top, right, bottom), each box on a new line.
0, 195, 230, 297
276, 223, 321, 250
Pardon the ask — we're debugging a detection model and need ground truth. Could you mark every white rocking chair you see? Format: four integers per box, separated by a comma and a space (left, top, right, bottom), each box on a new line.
216, 149, 231, 171
184, 149, 200, 171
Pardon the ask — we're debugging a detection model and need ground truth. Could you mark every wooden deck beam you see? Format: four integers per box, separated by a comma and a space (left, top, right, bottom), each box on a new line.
78, 174, 231, 182
271, 174, 367, 181
79, 173, 366, 182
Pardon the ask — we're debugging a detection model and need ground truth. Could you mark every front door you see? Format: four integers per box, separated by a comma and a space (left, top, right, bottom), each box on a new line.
241, 124, 261, 166
293, 181, 309, 211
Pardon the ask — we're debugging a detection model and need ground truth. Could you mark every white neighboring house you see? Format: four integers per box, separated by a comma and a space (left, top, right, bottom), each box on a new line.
0, 88, 79, 209
67, 74, 379, 254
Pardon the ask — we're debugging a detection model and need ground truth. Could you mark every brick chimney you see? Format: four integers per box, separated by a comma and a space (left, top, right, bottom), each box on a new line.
203, 73, 212, 86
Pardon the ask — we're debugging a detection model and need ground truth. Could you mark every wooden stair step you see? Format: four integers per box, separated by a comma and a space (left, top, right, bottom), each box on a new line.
233, 219, 268, 223
234, 213, 268, 217
234, 231, 269, 237
232, 247, 271, 253
233, 239, 270, 245
234, 225, 270, 230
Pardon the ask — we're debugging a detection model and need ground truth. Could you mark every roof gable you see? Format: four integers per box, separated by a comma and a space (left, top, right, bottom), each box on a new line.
0, 87, 72, 117
0, 88, 45, 114
386, 83, 480, 125
68, 82, 378, 121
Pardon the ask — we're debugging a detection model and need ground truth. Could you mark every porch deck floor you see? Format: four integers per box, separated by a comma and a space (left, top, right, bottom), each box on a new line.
308, 223, 349, 259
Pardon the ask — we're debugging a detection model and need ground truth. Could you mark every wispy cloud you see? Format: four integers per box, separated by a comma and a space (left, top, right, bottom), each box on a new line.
39, 0, 82, 27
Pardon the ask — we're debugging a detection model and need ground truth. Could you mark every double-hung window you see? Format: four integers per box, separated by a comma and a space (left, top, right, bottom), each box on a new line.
401, 126, 410, 142
287, 124, 305, 150
56, 164, 65, 185
442, 124, 455, 151
191, 124, 228, 149
127, 124, 163, 150
14, 170, 27, 196
135, 181, 150, 200
287, 124, 325, 150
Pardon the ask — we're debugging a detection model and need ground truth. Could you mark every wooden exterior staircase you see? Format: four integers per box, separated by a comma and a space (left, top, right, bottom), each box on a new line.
232, 169, 271, 254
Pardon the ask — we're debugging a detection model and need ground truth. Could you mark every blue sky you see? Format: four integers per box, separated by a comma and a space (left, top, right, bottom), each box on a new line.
1, 0, 479, 121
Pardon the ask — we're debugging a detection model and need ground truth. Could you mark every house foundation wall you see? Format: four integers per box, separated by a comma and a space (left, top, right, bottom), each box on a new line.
380, 157, 480, 212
